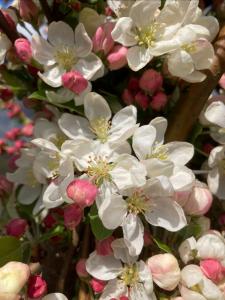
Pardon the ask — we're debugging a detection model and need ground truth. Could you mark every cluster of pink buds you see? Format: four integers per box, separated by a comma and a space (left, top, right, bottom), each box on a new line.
122, 69, 168, 111
92, 22, 128, 71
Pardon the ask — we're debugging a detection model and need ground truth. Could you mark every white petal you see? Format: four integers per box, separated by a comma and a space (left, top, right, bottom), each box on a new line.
58, 113, 93, 140
144, 176, 174, 198
150, 39, 179, 56
42, 293, 68, 300
129, 0, 160, 28
208, 168, 225, 200
111, 238, 137, 264
43, 181, 64, 209
111, 154, 147, 189
180, 285, 205, 300
123, 214, 144, 256
170, 166, 195, 192
150, 117, 168, 145
196, 15, 219, 41
48, 21, 74, 46
18, 185, 42, 205
181, 265, 203, 287
111, 17, 136, 47
145, 197, 187, 231
182, 70, 206, 83
31, 35, 55, 66
109, 105, 138, 145
144, 158, 174, 178
84, 92, 111, 122
31, 138, 59, 152
191, 39, 214, 70
99, 194, 127, 229
86, 251, 122, 281
168, 50, 194, 78
100, 279, 127, 300
38, 66, 64, 88
74, 53, 103, 80
208, 145, 224, 167
75, 23, 92, 57
46, 88, 74, 104
166, 142, 194, 165
132, 125, 156, 160
130, 283, 150, 300
205, 101, 225, 128
33, 118, 61, 140
74, 81, 92, 106
127, 46, 152, 71
202, 276, 223, 299
138, 261, 153, 295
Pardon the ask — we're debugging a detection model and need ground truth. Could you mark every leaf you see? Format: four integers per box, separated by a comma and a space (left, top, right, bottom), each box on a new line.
153, 237, 172, 253
0, 236, 23, 266
89, 204, 113, 240
29, 90, 47, 101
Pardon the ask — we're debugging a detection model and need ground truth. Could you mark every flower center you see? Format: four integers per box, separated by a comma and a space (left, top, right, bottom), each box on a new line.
147, 144, 168, 160
127, 190, 150, 214
136, 23, 159, 48
191, 284, 202, 294
54, 46, 77, 70
120, 264, 139, 287
90, 118, 111, 143
50, 134, 66, 149
181, 43, 196, 54
87, 156, 114, 186
47, 153, 61, 179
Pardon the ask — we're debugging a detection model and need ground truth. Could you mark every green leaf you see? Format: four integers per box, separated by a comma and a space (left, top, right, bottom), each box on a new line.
29, 90, 47, 101
0, 236, 23, 266
153, 237, 172, 253
89, 204, 113, 240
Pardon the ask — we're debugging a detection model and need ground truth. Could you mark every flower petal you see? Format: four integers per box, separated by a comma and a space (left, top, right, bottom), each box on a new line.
75, 23, 92, 57
166, 142, 194, 165
48, 21, 74, 46
111, 17, 136, 47
205, 101, 225, 128
74, 53, 103, 80
84, 92, 111, 122
38, 66, 64, 88
127, 46, 152, 71
31, 35, 55, 66
86, 251, 122, 280
132, 125, 156, 160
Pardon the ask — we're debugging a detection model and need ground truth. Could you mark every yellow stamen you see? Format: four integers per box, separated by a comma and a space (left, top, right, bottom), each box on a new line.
90, 118, 111, 143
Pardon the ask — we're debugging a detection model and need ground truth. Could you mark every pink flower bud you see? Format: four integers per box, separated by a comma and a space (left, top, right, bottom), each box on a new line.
63, 204, 83, 230
122, 89, 134, 105
76, 258, 88, 278
150, 92, 168, 111
107, 45, 128, 70
120, 297, 129, 300
27, 275, 47, 299
6, 103, 21, 118
92, 22, 115, 55
183, 181, 213, 216
66, 179, 98, 208
14, 38, 32, 63
0, 88, 13, 101
200, 259, 225, 283
62, 71, 88, 94
21, 123, 34, 136
6, 218, 28, 238
139, 69, 163, 94
96, 236, 115, 256
43, 213, 57, 229
4, 128, 20, 140
14, 140, 25, 150
128, 77, 140, 93
90, 278, 106, 294
19, 0, 39, 22
147, 253, 180, 291
134, 91, 149, 110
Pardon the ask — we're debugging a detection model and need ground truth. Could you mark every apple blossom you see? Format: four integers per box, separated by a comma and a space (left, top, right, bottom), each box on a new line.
86, 238, 156, 300
200, 259, 225, 283
31, 22, 103, 87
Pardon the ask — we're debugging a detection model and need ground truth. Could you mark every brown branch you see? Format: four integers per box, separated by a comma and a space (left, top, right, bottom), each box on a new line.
0, 10, 19, 42
78, 224, 91, 300
165, 23, 225, 142
39, 0, 53, 23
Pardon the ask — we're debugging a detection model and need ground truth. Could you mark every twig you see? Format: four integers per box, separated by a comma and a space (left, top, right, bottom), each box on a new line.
0, 10, 19, 42
57, 244, 75, 293
78, 224, 91, 300
39, 0, 53, 23
166, 23, 225, 142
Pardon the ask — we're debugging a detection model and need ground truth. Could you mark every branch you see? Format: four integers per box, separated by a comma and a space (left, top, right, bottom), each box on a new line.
0, 10, 19, 42
39, 0, 53, 23
165, 23, 225, 142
